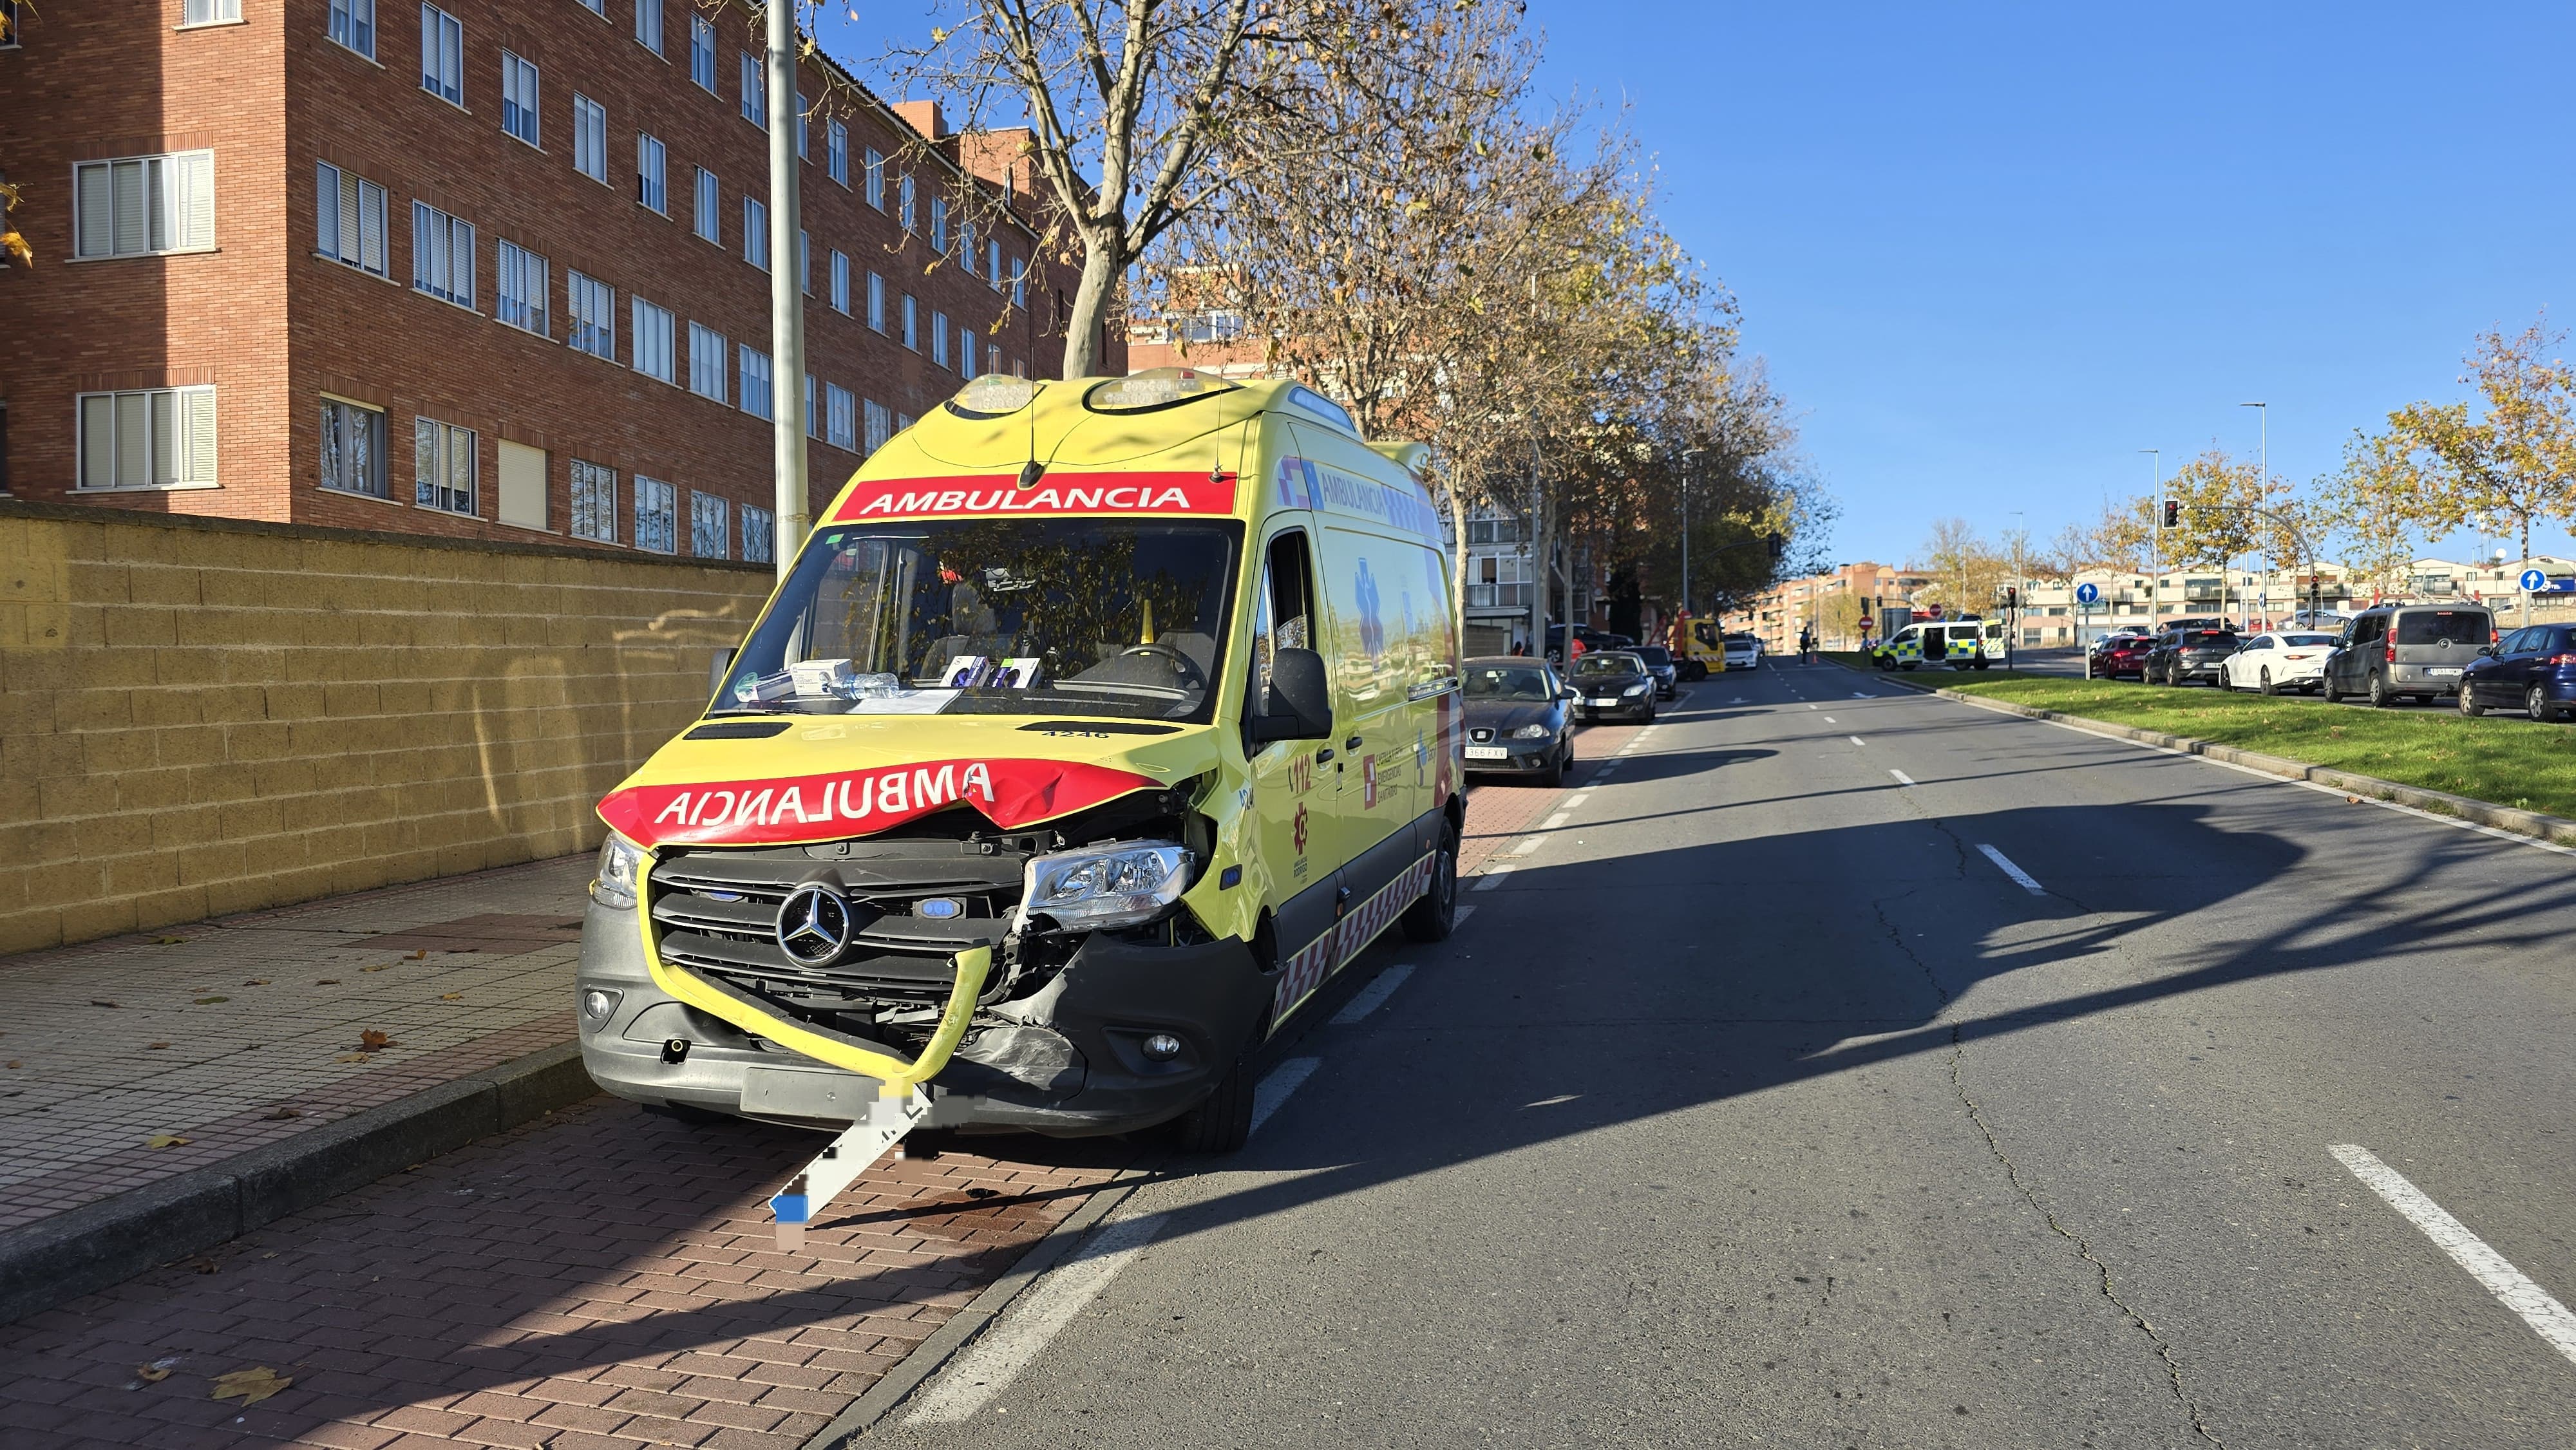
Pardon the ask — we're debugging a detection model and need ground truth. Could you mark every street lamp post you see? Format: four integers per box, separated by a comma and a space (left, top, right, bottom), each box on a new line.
764, 0, 810, 578
2140, 449, 2161, 633
1680, 447, 1698, 650
2009, 509, 2023, 668
2240, 402, 2266, 629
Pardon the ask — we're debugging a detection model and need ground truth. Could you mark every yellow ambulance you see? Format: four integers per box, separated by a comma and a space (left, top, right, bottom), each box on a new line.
576, 369, 1463, 1153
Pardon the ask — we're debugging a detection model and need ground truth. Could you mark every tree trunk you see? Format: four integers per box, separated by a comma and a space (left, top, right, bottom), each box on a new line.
1444, 481, 1470, 646
1061, 227, 1125, 379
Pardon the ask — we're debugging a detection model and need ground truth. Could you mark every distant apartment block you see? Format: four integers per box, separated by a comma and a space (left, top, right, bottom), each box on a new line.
0, 1, 1115, 558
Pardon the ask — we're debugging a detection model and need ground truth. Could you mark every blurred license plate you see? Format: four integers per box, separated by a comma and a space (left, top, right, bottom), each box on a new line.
2430, 667, 2462, 677
1590, 698, 1621, 708
1464, 746, 1509, 760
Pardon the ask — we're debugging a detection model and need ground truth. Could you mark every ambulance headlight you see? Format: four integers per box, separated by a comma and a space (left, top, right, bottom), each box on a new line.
1018, 842, 1195, 932
592, 834, 645, 910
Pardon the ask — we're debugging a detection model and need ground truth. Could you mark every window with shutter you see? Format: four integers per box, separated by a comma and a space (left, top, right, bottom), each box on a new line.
421, 5, 465, 106
634, 0, 660, 55
73, 152, 214, 259
182, 0, 242, 25
317, 162, 388, 277
412, 202, 475, 307
637, 134, 668, 213
632, 297, 676, 381
329, 0, 378, 59
75, 387, 217, 489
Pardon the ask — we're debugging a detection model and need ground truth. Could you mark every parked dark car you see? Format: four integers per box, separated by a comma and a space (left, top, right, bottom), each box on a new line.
2095, 634, 2159, 681
1568, 651, 1657, 723
2321, 604, 2496, 707
2457, 623, 2576, 722
1459, 657, 1576, 785
2084, 628, 2152, 677
1633, 645, 1680, 699
2144, 627, 2240, 686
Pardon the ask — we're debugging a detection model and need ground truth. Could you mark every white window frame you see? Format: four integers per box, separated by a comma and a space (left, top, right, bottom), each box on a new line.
961, 220, 976, 276
573, 94, 609, 183
413, 416, 477, 515
864, 148, 885, 209
688, 321, 727, 401
990, 240, 1004, 292
898, 173, 914, 231
690, 489, 730, 558
328, 0, 378, 59
182, 0, 243, 25
410, 200, 475, 308
693, 167, 719, 244
78, 386, 220, 492
632, 0, 661, 55
867, 271, 885, 332
1010, 263, 1026, 310
635, 475, 677, 553
864, 399, 892, 455
797, 228, 809, 293
825, 382, 856, 451
958, 323, 977, 379
737, 343, 773, 420
567, 270, 615, 361
741, 502, 774, 564
738, 51, 762, 125
931, 310, 949, 368
73, 151, 216, 260
316, 161, 388, 276
743, 196, 767, 268
319, 395, 388, 500
421, 4, 464, 108
796, 91, 809, 160
501, 50, 541, 147
496, 238, 549, 336
828, 120, 849, 186
636, 133, 667, 214
631, 296, 676, 382
829, 250, 849, 314
930, 196, 947, 251
901, 294, 917, 350
571, 458, 618, 543
688, 14, 715, 93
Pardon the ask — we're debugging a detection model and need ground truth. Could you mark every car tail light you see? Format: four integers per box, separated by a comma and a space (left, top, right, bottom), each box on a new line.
2548, 654, 2576, 667
2385, 636, 2398, 663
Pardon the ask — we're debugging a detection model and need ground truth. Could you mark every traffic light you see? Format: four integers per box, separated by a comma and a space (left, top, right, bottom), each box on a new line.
2162, 500, 2179, 529
2005, 587, 2018, 610
1765, 534, 1785, 561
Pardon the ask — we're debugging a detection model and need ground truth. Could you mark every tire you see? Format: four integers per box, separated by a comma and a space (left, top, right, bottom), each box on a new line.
2258, 666, 2279, 695
2461, 685, 2485, 718
1902, 661, 1919, 672
1540, 745, 1566, 788
2530, 686, 2552, 724
2367, 673, 2394, 708
1170, 1050, 1258, 1154
1973, 657, 1991, 670
1401, 814, 1461, 942
2323, 677, 2343, 704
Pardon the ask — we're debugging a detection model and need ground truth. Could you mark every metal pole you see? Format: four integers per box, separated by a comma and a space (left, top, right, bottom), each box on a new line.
2141, 449, 2161, 634
1680, 449, 1694, 645
2241, 402, 2266, 630
766, 0, 810, 578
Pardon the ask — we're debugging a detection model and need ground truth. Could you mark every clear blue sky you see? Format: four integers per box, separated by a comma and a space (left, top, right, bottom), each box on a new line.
1519, 0, 2576, 570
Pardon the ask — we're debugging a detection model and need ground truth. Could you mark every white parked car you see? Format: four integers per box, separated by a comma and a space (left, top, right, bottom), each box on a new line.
1723, 633, 1762, 670
2219, 631, 2340, 694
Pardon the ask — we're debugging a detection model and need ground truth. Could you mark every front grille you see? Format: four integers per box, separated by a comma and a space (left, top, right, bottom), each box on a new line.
649, 843, 1023, 1004
1469, 726, 1495, 744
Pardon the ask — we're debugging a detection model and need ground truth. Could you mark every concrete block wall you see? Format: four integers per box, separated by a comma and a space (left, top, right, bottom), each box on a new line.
0, 504, 770, 954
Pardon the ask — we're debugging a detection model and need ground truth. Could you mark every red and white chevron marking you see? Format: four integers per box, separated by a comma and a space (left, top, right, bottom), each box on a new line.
1271, 852, 1436, 1022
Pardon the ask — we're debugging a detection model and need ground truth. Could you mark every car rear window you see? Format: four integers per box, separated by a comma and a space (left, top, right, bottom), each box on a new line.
2184, 631, 2235, 646
2396, 611, 2491, 645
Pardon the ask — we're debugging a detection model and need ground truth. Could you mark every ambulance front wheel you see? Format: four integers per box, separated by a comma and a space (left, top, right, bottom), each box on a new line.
1401, 816, 1461, 943
1170, 1051, 1256, 1154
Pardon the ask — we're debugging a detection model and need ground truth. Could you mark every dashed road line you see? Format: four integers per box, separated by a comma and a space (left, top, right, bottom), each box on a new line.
1250, 1057, 1321, 1137
2332, 1144, 2576, 1367
1823, 716, 1837, 724
1562, 793, 1591, 809
1472, 864, 1515, 891
1508, 837, 1543, 857
1539, 811, 1573, 831
1329, 965, 1414, 1024
1848, 735, 1866, 748
1889, 769, 1917, 786
1976, 843, 2045, 895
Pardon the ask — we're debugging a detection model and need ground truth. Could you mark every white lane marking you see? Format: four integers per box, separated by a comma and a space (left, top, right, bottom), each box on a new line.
1472, 864, 1514, 891
1730, 697, 1748, 704
1539, 812, 1573, 831
905, 1210, 1173, 1423
1889, 769, 1917, 786
1509, 836, 1542, 856
1250, 1057, 1321, 1137
1523, 1094, 1579, 1108
1852, 692, 1870, 699
1806, 704, 1819, 711
2331, 1144, 2576, 1368
1330, 965, 1414, 1024
1848, 735, 1866, 748
1823, 717, 1837, 724
1976, 843, 2046, 896
1453, 904, 1476, 927
1562, 793, 1591, 809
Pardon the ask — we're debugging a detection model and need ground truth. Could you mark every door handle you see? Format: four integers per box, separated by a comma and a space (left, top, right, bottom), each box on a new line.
1346, 735, 1364, 750
1316, 747, 1335, 764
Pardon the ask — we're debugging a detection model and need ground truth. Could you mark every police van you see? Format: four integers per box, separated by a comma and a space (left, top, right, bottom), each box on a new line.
576, 369, 1462, 1153
1870, 617, 2007, 670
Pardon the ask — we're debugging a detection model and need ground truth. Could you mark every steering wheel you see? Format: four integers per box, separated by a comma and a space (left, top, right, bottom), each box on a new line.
1112, 641, 1208, 691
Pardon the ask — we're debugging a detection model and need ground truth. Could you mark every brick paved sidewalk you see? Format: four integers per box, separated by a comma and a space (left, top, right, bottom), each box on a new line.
0, 854, 598, 1236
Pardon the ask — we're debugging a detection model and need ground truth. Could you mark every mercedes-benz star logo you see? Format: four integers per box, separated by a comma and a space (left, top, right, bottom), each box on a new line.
776, 882, 855, 967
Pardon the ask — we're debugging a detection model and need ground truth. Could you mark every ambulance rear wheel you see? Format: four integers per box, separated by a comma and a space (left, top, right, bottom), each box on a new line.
1401, 816, 1461, 943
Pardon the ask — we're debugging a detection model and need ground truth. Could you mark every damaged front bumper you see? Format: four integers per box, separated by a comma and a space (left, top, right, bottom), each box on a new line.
574, 894, 1269, 1136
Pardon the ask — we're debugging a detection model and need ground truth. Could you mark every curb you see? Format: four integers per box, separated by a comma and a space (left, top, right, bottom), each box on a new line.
1843, 661, 2576, 847
802, 1165, 1158, 1447
0, 1041, 596, 1326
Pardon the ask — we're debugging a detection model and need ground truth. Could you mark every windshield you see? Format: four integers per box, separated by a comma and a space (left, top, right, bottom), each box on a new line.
2283, 634, 2337, 647
1635, 647, 1672, 665
1464, 665, 1553, 701
2183, 631, 2235, 646
718, 518, 1242, 721
2396, 611, 2490, 645
1575, 654, 1637, 676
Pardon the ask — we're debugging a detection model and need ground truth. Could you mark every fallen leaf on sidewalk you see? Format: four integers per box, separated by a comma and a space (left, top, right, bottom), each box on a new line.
315, 978, 340, 985
358, 1030, 395, 1051
409, 949, 428, 959
440, 993, 462, 1001
91, 1000, 120, 1009
5, 1061, 19, 1069
192, 997, 229, 1005
362, 965, 391, 974
147, 1042, 171, 1050
209, 1366, 290, 1406
146, 1135, 191, 1149
133, 1362, 172, 1383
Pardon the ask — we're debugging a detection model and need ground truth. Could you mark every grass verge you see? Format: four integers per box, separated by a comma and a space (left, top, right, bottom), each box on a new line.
1875, 666, 2576, 820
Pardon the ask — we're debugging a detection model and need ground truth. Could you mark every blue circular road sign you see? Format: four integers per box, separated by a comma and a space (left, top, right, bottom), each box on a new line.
2075, 582, 2101, 605
2521, 568, 2548, 592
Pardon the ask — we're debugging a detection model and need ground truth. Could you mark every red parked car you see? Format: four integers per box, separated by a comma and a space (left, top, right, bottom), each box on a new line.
2094, 635, 2158, 681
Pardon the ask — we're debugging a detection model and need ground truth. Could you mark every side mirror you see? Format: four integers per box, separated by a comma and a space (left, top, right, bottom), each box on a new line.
1250, 647, 1333, 743
2477, 644, 2496, 657
1558, 684, 1577, 701
708, 647, 738, 697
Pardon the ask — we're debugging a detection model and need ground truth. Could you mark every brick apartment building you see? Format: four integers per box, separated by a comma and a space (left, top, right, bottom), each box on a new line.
0, 0, 1111, 558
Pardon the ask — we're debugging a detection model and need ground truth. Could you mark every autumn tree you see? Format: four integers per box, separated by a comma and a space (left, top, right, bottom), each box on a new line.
2379, 317, 2576, 569
2320, 428, 2424, 604
1916, 517, 2008, 614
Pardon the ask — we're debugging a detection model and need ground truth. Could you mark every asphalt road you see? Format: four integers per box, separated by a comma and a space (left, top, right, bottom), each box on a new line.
869, 655, 2576, 1449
